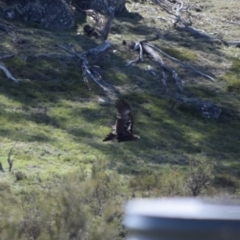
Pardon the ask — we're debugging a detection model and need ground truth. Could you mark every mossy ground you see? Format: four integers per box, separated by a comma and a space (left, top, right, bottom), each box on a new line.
0, 0, 240, 239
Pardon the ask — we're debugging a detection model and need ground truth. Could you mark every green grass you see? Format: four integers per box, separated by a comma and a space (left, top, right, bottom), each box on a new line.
1, 51, 239, 173
1, 0, 240, 239
161, 47, 198, 62
221, 58, 240, 94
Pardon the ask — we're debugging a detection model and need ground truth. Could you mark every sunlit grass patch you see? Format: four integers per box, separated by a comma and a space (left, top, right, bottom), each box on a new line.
221, 58, 240, 94
161, 47, 198, 62
222, 73, 240, 94
104, 69, 129, 85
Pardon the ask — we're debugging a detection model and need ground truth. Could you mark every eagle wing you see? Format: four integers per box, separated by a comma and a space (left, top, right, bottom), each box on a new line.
115, 98, 134, 137
103, 98, 134, 142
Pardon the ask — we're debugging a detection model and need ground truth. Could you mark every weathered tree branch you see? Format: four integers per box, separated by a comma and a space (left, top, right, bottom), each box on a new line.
143, 43, 184, 92
0, 62, 19, 83
153, 0, 239, 47
224, 41, 240, 48
124, 39, 184, 92
124, 37, 215, 92
83, 8, 115, 41
8, 142, 17, 172
0, 162, 4, 172
101, 15, 114, 41
58, 41, 115, 94
0, 54, 15, 60
26, 53, 74, 60
147, 43, 215, 82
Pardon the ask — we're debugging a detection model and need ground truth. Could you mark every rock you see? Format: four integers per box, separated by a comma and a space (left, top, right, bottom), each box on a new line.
195, 101, 222, 120
2, 0, 75, 29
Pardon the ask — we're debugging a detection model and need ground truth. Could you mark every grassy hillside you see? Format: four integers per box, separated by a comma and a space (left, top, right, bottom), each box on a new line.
0, 0, 240, 239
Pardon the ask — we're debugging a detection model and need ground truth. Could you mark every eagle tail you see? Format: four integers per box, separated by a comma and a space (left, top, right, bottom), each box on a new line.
103, 133, 116, 142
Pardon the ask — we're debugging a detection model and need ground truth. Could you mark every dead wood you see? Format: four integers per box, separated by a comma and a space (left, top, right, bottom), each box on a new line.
0, 41, 113, 90
101, 15, 114, 41
57, 41, 111, 62
0, 62, 19, 83
84, 9, 108, 30
0, 162, 4, 172
143, 43, 184, 92
58, 7, 115, 94
58, 42, 115, 94
83, 9, 115, 41
124, 39, 183, 92
57, 44, 86, 59
0, 54, 15, 60
123, 37, 215, 92
153, 0, 239, 47
147, 43, 215, 82
223, 41, 240, 48
26, 53, 74, 60
8, 142, 17, 172
161, 1, 218, 41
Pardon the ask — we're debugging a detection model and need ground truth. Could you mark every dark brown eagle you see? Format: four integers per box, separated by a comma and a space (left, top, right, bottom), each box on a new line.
103, 98, 140, 142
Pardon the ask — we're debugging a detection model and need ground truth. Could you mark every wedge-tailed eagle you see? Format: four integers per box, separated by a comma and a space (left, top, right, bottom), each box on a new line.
103, 98, 140, 142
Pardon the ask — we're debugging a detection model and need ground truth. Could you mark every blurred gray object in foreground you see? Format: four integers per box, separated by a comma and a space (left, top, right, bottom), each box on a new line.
123, 198, 240, 240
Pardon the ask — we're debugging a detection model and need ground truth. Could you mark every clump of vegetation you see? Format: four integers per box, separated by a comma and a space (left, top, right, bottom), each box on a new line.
129, 169, 160, 197
221, 58, 240, 94
15, 171, 27, 181
186, 156, 216, 196
0, 165, 127, 240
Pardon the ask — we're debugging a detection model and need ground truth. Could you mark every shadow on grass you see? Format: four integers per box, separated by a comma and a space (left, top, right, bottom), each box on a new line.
0, 7, 239, 178
63, 90, 240, 174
